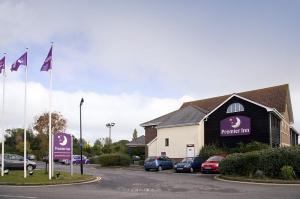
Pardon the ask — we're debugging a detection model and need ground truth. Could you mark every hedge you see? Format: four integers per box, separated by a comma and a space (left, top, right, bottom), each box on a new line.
199, 145, 227, 161
95, 153, 131, 167
236, 141, 270, 153
220, 146, 300, 178
199, 142, 269, 161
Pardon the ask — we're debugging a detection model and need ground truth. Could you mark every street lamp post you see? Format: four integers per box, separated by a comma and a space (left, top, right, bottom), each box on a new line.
79, 98, 84, 175
106, 122, 115, 148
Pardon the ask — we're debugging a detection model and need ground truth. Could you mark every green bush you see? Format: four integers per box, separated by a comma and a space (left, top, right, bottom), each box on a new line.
238, 141, 270, 153
89, 156, 100, 164
199, 145, 226, 161
97, 153, 131, 167
258, 147, 300, 177
280, 165, 295, 180
200, 142, 270, 160
220, 146, 300, 179
220, 151, 261, 176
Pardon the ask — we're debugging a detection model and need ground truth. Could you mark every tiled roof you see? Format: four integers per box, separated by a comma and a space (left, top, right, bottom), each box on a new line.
181, 84, 293, 122
126, 135, 145, 146
157, 106, 207, 129
140, 109, 180, 127
141, 84, 293, 127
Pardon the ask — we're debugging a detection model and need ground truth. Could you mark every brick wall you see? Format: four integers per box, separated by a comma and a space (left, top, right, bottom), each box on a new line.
144, 126, 158, 157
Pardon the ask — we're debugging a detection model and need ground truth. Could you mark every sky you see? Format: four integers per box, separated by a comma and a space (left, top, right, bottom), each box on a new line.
0, 0, 299, 144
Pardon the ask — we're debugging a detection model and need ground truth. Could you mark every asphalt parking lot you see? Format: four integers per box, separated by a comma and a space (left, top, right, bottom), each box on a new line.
0, 163, 299, 199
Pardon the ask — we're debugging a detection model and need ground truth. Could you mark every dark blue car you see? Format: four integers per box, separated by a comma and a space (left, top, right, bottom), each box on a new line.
144, 156, 173, 171
174, 156, 203, 173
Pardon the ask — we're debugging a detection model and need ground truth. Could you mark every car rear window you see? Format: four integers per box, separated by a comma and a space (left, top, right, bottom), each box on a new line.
181, 157, 193, 163
145, 157, 156, 162
207, 156, 224, 162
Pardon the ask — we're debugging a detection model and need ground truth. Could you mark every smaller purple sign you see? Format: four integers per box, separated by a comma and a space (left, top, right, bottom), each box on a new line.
220, 116, 251, 137
54, 133, 72, 160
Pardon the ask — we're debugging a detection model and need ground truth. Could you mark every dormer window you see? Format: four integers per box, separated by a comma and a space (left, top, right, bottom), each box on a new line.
227, 103, 244, 113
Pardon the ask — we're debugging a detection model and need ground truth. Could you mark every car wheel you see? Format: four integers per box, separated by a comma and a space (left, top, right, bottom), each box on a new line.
158, 166, 162, 171
190, 168, 194, 173
27, 165, 34, 171
145, 168, 149, 171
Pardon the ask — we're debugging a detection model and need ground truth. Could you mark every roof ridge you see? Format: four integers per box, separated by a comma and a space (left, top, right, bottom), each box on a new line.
182, 84, 288, 107
180, 84, 290, 117
238, 84, 288, 95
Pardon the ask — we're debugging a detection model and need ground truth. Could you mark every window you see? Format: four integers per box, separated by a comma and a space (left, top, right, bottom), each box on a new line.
226, 103, 244, 113
165, 138, 169, 147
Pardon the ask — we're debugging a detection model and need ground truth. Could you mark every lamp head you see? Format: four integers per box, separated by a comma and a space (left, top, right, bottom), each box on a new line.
106, 122, 115, 127
80, 98, 84, 106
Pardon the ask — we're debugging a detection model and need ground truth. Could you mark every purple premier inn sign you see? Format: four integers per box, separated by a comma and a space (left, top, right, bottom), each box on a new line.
54, 132, 72, 160
220, 116, 251, 137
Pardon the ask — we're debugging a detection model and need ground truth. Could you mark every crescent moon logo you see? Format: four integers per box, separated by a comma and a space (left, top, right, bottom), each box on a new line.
231, 117, 241, 128
59, 135, 68, 146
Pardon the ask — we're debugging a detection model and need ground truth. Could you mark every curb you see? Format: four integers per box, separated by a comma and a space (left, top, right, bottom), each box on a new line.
0, 176, 101, 187
215, 175, 300, 186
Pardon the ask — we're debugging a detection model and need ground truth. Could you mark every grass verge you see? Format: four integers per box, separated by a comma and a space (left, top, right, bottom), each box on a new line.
218, 175, 300, 184
0, 170, 95, 185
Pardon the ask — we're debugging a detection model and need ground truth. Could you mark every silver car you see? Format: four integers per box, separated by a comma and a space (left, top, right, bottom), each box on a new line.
0, 154, 37, 171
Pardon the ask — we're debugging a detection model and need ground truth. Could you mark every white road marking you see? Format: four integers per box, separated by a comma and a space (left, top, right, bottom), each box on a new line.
0, 177, 101, 188
0, 194, 37, 199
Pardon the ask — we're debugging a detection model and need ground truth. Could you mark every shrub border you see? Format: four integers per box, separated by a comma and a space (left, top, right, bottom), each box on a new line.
216, 175, 300, 186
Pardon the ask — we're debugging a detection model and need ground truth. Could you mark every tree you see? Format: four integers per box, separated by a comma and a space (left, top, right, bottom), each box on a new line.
16, 141, 32, 154
112, 140, 129, 154
132, 129, 138, 140
104, 137, 112, 145
92, 139, 103, 156
72, 136, 80, 155
83, 143, 92, 157
101, 137, 114, 154
33, 111, 67, 135
4, 128, 33, 155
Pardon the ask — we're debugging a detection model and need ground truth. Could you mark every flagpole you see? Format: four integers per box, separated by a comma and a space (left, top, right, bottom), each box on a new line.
23, 49, 28, 178
51, 43, 55, 178
48, 67, 52, 179
1, 54, 6, 177
49, 43, 54, 179
49, 68, 53, 179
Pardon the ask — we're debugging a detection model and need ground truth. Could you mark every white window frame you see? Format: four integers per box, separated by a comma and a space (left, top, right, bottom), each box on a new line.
227, 103, 244, 113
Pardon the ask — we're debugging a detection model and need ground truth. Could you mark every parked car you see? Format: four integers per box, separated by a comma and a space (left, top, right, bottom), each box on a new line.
42, 155, 59, 163
201, 155, 225, 173
0, 154, 36, 171
144, 156, 173, 171
27, 154, 36, 160
62, 155, 90, 165
174, 156, 204, 173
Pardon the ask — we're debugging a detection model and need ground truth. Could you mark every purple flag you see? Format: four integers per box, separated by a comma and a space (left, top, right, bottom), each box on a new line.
11, 52, 27, 71
41, 46, 52, 71
0, 57, 5, 74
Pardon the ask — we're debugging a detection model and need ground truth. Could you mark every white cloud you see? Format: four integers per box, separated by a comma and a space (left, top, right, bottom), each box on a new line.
0, 78, 193, 144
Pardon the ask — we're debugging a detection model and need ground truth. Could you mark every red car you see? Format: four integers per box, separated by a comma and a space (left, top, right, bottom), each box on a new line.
201, 155, 225, 173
